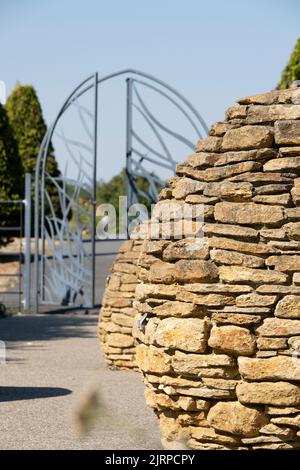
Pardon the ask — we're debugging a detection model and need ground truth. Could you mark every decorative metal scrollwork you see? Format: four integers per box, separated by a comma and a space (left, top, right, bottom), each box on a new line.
34, 70, 207, 311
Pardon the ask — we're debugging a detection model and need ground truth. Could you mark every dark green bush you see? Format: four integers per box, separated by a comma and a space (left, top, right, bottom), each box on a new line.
0, 102, 24, 242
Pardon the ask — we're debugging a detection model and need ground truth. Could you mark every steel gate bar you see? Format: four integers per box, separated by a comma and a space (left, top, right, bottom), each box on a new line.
23, 173, 31, 311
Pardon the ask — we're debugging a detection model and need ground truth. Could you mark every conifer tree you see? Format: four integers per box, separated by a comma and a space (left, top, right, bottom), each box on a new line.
6, 84, 62, 225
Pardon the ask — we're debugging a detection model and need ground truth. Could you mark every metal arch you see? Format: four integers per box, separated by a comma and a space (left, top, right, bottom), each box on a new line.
34, 69, 208, 312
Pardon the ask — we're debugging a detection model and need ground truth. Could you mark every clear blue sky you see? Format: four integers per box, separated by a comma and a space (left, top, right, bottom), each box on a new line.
1, 0, 300, 181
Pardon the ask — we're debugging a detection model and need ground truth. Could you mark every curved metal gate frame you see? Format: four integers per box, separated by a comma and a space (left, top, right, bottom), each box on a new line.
34, 69, 208, 312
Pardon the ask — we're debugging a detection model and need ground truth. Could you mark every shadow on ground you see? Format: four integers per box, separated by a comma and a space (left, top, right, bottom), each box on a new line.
0, 314, 98, 342
0, 386, 72, 402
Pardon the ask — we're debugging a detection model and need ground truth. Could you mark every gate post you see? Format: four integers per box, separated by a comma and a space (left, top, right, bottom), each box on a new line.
91, 72, 98, 308
23, 173, 31, 311
125, 78, 133, 229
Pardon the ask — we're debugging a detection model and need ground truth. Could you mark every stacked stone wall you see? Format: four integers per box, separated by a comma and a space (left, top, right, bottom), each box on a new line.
98, 239, 142, 369
133, 86, 300, 450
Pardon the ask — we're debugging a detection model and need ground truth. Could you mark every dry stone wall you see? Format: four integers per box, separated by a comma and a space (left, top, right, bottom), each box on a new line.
133, 86, 300, 450
98, 239, 142, 369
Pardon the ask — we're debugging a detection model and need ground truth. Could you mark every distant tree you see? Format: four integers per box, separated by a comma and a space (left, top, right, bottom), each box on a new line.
68, 169, 162, 234
96, 168, 160, 208
6, 83, 62, 226
279, 38, 300, 89
0, 103, 24, 244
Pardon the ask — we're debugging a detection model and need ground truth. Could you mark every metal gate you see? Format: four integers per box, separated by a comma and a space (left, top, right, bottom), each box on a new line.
34, 69, 208, 312
0, 173, 31, 312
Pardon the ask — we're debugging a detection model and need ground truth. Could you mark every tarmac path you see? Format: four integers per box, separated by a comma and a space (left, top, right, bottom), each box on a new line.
0, 314, 161, 450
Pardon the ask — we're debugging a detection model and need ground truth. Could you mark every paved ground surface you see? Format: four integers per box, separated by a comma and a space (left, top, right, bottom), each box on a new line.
0, 314, 161, 450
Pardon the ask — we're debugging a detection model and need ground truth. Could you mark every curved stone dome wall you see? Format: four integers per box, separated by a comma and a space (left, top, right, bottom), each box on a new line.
98, 239, 142, 369
133, 86, 300, 450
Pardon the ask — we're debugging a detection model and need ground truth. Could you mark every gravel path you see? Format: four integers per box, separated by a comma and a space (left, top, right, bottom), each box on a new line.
0, 314, 161, 450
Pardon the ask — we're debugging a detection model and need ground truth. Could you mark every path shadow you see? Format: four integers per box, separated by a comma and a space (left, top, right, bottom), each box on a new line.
0, 315, 98, 343
0, 386, 72, 402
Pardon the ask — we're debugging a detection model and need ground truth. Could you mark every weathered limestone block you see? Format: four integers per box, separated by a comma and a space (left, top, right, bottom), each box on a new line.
186, 152, 220, 169
236, 293, 277, 307
209, 121, 232, 136
225, 105, 248, 120
266, 406, 300, 415
260, 229, 287, 242
237, 88, 300, 105
107, 333, 135, 348
291, 187, 300, 205
151, 300, 206, 318
285, 208, 300, 220
274, 120, 300, 145
288, 335, 300, 350
190, 426, 241, 446
257, 318, 300, 337
172, 177, 205, 199
144, 388, 197, 412
214, 202, 285, 225
147, 259, 219, 284
271, 415, 300, 427
176, 161, 261, 182
210, 249, 264, 268
195, 136, 223, 153
175, 291, 235, 307
207, 401, 268, 437
280, 147, 300, 157
238, 356, 300, 381
185, 194, 218, 204
264, 156, 300, 172
111, 313, 134, 328
153, 317, 210, 352
188, 149, 275, 169
182, 283, 252, 294
222, 125, 274, 151
203, 181, 253, 200
135, 283, 176, 301
159, 412, 192, 445
211, 312, 262, 326
203, 223, 258, 240
208, 325, 256, 356
143, 240, 170, 255
256, 184, 293, 195
236, 381, 300, 406
136, 344, 172, 374
172, 351, 236, 377
275, 295, 300, 318
247, 104, 300, 123
252, 193, 291, 206
259, 423, 295, 439
257, 284, 300, 294
257, 337, 287, 350
208, 236, 273, 255
162, 385, 234, 400
293, 273, 300, 285
230, 172, 295, 184
219, 266, 288, 284
162, 238, 209, 261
